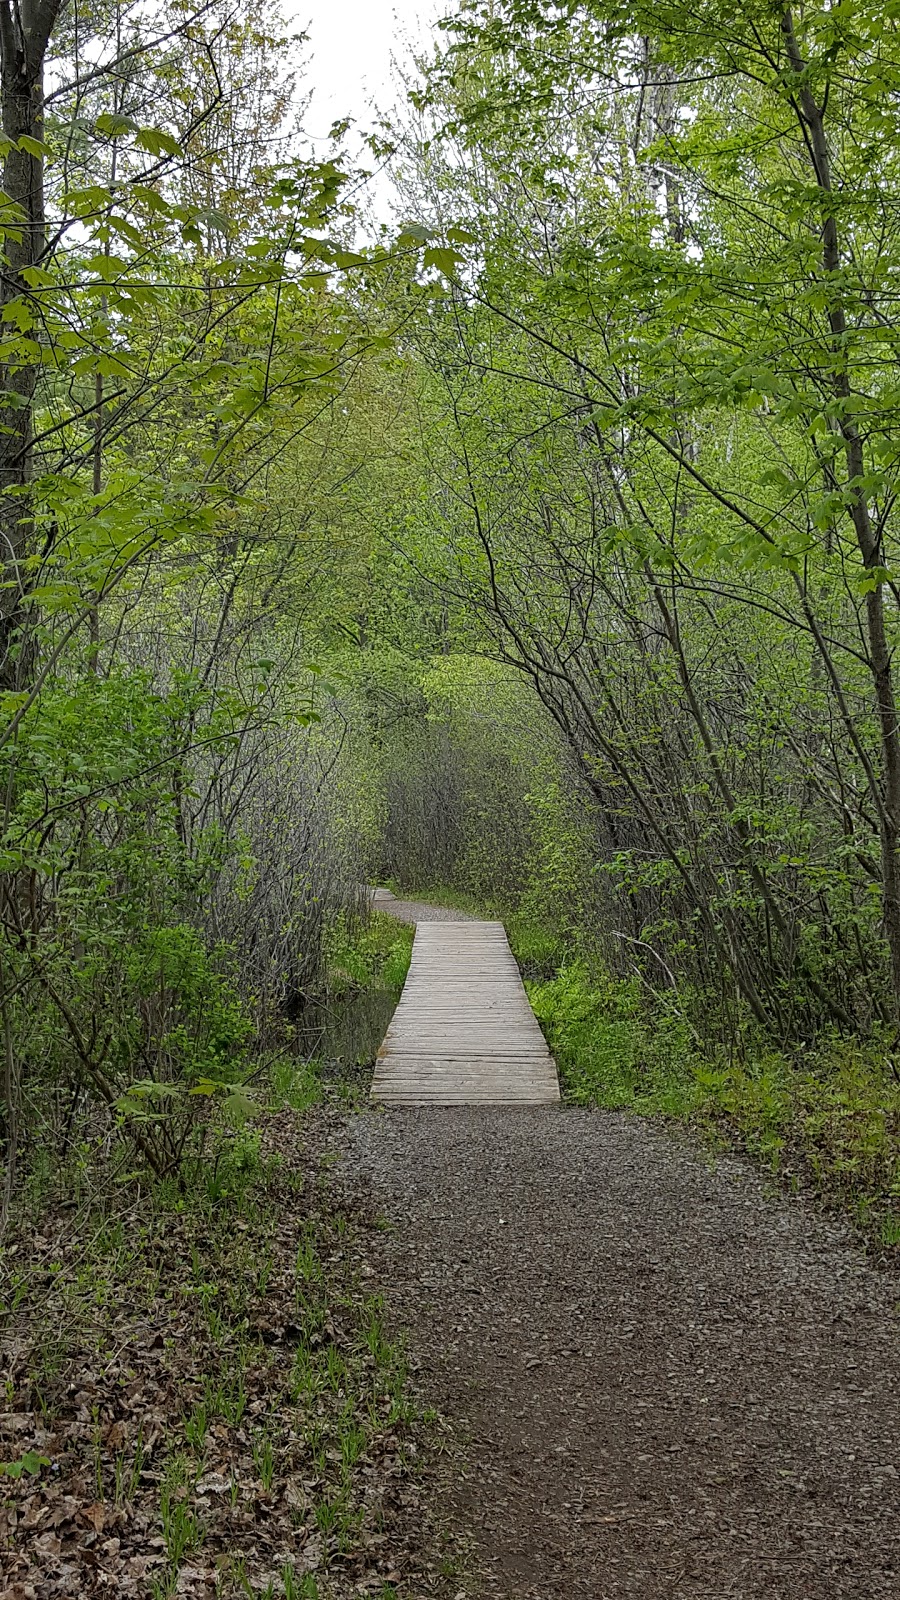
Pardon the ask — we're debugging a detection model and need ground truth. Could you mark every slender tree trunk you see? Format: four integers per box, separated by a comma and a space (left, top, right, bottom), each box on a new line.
88, 372, 102, 670
0, 983, 17, 1238
0, 0, 62, 689
782, 7, 900, 1018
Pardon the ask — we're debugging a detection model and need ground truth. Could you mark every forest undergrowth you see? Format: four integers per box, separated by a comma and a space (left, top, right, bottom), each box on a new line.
526, 952, 900, 1256
0, 918, 454, 1600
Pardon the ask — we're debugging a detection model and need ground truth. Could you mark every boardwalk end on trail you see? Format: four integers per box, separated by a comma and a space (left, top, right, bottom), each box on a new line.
371, 920, 561, 1106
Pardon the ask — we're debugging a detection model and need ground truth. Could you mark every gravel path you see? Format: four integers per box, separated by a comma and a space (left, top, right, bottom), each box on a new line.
338, 1106, 900, 1599
369, 889, 476, 924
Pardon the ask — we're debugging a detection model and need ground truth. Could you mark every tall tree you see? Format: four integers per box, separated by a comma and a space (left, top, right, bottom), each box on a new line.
0, 0, 63, 686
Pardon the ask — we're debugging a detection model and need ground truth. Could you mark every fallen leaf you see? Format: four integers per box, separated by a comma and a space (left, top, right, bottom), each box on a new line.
81, 1501, 105, 1533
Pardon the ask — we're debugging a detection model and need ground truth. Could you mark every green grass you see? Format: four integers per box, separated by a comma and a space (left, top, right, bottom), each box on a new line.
326, 910, 414, 996
527, 956, 900, 1251
525, 961, 701, 1114
506, 910, 576, 980
1, 1110, 433, 1597
267, 1051, 323, 1112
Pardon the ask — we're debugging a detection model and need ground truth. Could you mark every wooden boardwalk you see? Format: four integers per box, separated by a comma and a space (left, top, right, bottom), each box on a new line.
371, 920, 560, 1105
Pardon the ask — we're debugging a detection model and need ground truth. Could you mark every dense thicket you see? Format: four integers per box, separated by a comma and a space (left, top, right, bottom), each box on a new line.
0, 0, 406, 1211
382, 0, 900, 1047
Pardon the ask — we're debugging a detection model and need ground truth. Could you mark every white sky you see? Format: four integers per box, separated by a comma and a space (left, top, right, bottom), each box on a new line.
288, 1, 444, 141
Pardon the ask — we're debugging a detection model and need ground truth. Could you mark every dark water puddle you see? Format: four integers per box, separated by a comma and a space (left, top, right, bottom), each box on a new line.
292, 985, 399, 1082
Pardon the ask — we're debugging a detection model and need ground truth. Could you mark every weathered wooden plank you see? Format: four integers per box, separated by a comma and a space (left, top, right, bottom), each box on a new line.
371, 919, 560, 1106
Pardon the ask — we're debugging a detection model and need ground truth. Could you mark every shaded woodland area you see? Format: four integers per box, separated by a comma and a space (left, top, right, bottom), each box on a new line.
2, 0, 900, 1595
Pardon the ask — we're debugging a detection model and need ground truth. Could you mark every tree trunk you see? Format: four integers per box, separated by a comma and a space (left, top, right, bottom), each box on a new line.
0, 0, 62, 689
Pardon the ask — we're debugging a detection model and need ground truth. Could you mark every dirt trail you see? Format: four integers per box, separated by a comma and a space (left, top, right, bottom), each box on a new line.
338, 1105, 900, 1598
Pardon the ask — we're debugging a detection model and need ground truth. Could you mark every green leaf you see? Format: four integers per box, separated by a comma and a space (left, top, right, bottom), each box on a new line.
856, 565, 892, 595
1, 298, 34, 331
20, 265, 55, 288
107, 213, 145, 248
1, 1451, 50, 1479
117, 1080, 182, 1107
397, 221, 431, 245
129, 184, 174, 217
198, 206, 232, 233
64, 185, 114, 216
94, 113, 139, 139
17, 135, 52, 159
222, 1088, 258, 1124
84, 253, 131, 276
136, 127, 183, 160
327, 246, 367, 268
423, 245, 463, 275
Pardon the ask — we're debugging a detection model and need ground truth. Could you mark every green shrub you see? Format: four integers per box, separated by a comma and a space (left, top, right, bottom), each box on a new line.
529, 960, 702, 1110
325, 912, 413, 997
507, 913, 572, 980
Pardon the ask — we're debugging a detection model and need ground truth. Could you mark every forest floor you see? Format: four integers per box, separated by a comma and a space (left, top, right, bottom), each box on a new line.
0, 1106, 459, 1600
